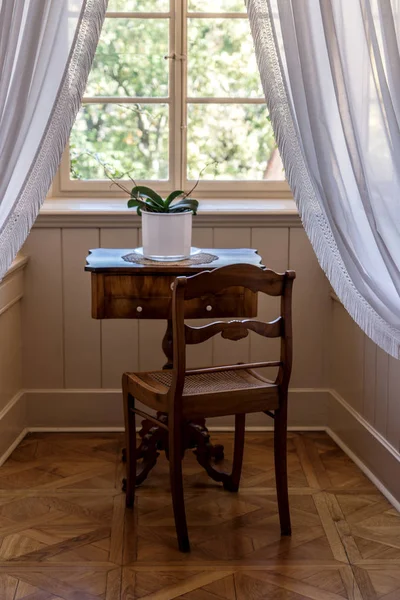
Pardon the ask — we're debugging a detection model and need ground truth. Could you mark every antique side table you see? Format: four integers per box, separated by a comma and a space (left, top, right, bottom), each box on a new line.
85, 247, 263, 484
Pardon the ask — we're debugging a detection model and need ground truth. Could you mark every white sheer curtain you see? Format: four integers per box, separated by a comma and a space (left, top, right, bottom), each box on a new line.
0, 0, 107, 280
247, 0, 400, 358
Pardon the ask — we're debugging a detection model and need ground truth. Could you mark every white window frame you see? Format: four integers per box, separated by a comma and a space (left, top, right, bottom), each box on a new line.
54, 0, 291, 199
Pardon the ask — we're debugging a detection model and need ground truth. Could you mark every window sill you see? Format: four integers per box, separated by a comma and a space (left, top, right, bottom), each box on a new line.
35, 197, 301, 228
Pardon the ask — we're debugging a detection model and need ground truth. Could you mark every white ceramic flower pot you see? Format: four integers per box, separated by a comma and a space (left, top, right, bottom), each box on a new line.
142, 211, 192, 260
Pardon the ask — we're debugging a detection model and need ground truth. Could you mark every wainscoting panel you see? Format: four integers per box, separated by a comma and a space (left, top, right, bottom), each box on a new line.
100, 228, 139, 387
330, 300, 365, 413
0, 303, 22, 414
288, 228, 331, 388
330, 298, 400, 455
363, 334, 377, 424
0, 256, 27, 460
22, 229, 64, 388
375, 346, 390, 437
21, 221, 331, 420
388, 355, 400, 451
63, 228, 101, 388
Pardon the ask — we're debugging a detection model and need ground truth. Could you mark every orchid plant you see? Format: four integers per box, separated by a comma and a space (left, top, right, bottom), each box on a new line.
127, 187, 199, 216
76, 153, 220, 217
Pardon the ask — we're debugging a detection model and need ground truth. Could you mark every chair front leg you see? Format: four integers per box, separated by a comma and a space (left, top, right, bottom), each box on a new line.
274, 394, 291, 536
169, 420, 190, 552
122, 379, 137, 508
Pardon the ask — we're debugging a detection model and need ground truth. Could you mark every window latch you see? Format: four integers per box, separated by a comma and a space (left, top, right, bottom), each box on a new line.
164, 53, 186, 61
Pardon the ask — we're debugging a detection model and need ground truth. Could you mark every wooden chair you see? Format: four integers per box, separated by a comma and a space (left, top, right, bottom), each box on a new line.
122, 263, 295, 552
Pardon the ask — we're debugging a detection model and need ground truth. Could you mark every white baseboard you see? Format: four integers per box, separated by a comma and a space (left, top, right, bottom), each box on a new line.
327, 427, 400, 513
0, 428, 29, 467
25, 388, 329, 429
1, 387, 400, 513
0, 391, 27, 466
327, 389, 400, 510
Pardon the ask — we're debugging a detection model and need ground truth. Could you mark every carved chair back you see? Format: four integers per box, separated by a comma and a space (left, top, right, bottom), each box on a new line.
169, 264, 295, 406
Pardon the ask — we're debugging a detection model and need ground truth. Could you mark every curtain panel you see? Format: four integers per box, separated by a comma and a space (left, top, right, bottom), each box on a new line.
0, 0, 107, 281
247, 0, 400, 358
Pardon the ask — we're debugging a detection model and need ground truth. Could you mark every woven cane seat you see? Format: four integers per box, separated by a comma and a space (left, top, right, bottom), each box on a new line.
125, 367, 279, 419
148, 369, 271, 394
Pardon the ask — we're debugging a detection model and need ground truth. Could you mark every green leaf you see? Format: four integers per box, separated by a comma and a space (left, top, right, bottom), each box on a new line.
169, 198, 199, 215
130, 186, 164, 207
130, 194, 164, 212
165, 190, 185, 208
127, 197, 163, 215
127, 197, 148, 216
127, 198, 144, 209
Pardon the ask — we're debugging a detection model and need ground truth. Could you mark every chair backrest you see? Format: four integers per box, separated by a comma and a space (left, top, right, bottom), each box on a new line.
170, 263, 295, 399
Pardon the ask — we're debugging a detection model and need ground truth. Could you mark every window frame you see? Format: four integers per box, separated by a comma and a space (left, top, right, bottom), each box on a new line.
54, 0, 291, 199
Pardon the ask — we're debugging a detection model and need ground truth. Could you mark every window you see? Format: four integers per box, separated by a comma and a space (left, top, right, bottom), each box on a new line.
58, 0, 288, 198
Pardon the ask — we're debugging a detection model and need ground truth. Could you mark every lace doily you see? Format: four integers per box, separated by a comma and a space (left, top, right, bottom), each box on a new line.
122, 251, 219, 266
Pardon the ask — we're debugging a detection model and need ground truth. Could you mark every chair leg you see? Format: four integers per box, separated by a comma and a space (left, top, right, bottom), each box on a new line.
169, 421, 190, 552
224, 413, 245, 492
274, 400, 291, 536
122, 376, 136, 509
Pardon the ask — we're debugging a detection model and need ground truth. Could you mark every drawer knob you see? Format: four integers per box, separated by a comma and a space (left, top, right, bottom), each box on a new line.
136, 306, 143, 313
206, 305, 213, 312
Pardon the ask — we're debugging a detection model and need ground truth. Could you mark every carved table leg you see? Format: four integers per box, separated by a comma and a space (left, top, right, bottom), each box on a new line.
189, 422, 239, 491
122, 414, 169, 492
122, 320, 225, 489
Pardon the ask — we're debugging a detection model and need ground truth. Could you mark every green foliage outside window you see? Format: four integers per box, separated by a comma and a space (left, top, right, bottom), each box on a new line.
70, 8, 281, 182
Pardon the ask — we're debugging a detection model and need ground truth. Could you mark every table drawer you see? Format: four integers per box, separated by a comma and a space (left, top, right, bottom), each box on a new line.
92, 274, 257, 319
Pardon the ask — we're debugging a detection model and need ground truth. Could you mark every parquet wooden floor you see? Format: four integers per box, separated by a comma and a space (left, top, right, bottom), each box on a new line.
0, 432, 398, 599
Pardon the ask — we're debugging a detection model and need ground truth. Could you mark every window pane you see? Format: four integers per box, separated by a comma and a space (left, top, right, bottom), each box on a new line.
187, 104, 283, 180
85, 19, 169, 97
70, 104, 169, 180
187, 19, 262, 98
108, 0, 169, 11
188, 0, 245, 11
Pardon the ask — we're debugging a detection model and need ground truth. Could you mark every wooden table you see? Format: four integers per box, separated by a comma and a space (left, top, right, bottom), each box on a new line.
86, 248, 263, 484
